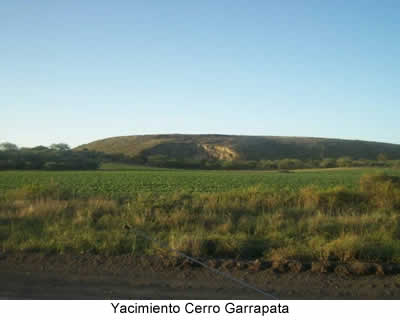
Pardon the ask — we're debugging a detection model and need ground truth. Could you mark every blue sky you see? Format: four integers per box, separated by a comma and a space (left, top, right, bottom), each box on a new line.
2, 1, 399, 147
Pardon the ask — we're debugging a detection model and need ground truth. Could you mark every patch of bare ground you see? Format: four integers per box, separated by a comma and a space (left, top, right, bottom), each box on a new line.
1, 253, 400, 299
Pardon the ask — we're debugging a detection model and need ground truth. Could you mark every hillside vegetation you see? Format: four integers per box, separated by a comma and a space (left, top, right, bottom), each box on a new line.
76, 134, 400, 166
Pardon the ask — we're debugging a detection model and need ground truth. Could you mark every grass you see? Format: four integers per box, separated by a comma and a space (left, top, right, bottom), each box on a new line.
1, 170, 400, 263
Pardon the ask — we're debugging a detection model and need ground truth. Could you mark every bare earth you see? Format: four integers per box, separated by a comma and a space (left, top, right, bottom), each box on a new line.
1, 254, 400, 299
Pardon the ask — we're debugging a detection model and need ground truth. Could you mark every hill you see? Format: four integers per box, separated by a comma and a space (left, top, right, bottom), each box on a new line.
76, 134, 400, 163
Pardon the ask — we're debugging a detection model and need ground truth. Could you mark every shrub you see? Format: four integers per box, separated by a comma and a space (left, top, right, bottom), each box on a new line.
318, 187, 367, 213
299, 186, 366, 212
360, 173, 400, 209
298, 186, 320, 209
323, 234, 361, 262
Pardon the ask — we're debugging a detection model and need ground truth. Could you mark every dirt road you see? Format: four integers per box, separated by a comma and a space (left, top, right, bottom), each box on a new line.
1, 253, 400, 299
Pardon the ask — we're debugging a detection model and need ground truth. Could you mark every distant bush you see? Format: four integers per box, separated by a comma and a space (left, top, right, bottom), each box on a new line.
320, 158, 337, 168
278, 159, 304, 170
336, 156, 353, 167
256, 160, 277, 170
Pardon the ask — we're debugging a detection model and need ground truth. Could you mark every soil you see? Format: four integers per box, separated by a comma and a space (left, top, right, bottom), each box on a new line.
1, 253, 400, 299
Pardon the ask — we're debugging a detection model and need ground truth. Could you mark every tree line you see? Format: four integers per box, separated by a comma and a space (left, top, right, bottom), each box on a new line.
1, 142, 399, 171
143, 154, 400, 170
0, 143, 102, 170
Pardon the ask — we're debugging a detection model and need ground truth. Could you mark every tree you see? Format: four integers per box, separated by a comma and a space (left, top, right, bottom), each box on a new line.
0, 142, 18, 151
336, 156, 352, 167
50, 143, 70, 151
320, 158, 336, 168
278, 158, 304, 170
377, 153, 388, 161
257, 160, 277, 170
31, 146, 49, 152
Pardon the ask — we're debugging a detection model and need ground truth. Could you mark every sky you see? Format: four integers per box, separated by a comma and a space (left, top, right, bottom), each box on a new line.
1, 1, 400, 147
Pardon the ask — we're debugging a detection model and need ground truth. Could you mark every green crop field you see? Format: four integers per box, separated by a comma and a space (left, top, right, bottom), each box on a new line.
1, 168, 398, 198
